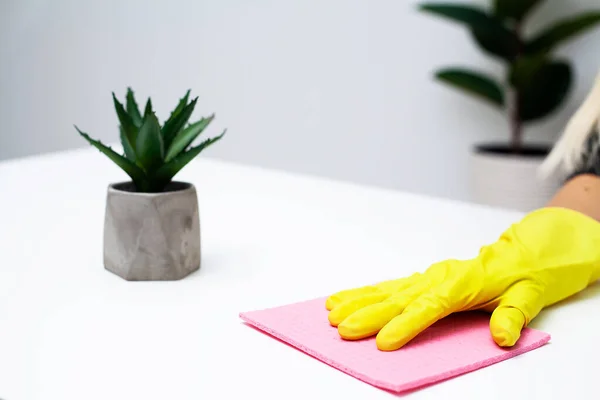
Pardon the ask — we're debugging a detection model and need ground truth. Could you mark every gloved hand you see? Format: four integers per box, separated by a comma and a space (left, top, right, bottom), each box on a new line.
326, 207, 600, 351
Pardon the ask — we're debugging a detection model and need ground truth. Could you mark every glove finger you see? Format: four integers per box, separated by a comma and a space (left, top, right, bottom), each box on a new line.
375, 291, 451, 351
336, 282, 428, 340
337, 301, 404, 340
328, 291, 390, 326
489, 307, 525, 347
489, 282, 544, 347
325, 275, 417, 311
374, 273, 421, 293
325, 286, 381, 311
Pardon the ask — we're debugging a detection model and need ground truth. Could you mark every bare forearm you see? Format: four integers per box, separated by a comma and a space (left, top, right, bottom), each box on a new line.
546, 174, 600, 222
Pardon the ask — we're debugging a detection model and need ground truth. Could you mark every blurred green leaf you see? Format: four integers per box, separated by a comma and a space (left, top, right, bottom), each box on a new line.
112, 93, 138, 150
161, 97, 198, 149
165, 114, 215, 162
419, 3, 491, 25
75, 125, 145, 184
509, 54, 547, 87
119, 126, 136, 162
526, 12, 600, 54
419, 3, 519, 60
136, 112, 164, 172
493, 0, 542, 21
471, 26, 519, 61
126, 88, 143, 127
435, 68, 505, 106
155, 130, 226, 183
519, 60, 572, 122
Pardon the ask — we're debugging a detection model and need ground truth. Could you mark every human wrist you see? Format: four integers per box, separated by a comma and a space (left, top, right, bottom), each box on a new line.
546, 173, 600, 222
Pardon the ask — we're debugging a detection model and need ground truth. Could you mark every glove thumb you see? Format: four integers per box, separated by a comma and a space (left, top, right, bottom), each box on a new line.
489, 282, 544, 347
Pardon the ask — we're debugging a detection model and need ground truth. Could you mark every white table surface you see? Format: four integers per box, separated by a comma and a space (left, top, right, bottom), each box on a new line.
1, 148, 598, 400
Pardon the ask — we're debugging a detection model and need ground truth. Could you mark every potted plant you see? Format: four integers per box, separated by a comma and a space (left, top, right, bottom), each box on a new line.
75, 88, 226, 280
418, 1, 600, 211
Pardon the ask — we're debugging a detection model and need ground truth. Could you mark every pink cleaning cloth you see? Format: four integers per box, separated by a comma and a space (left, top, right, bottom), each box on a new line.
239, 297, 550, 394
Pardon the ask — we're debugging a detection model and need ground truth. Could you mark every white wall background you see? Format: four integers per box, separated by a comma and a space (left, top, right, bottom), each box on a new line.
1, 0, 599, 202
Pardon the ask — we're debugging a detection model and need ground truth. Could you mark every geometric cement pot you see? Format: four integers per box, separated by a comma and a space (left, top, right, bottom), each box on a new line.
103, 181, 201, 281
469, 143, 562, 213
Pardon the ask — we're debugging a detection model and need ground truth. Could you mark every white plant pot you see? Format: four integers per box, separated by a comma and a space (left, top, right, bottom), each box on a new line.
469, 144, 562, 212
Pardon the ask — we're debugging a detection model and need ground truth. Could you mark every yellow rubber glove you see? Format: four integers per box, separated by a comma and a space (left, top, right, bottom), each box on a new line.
326, 207, 600, 351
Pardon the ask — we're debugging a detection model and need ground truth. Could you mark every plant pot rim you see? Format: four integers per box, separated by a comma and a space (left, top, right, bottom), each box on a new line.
108, 181, 196, 196
472, 142, 552, 159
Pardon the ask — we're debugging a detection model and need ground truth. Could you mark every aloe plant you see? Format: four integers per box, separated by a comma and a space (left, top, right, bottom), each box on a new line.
419, 0, 600, 153
75, 88, 225, 192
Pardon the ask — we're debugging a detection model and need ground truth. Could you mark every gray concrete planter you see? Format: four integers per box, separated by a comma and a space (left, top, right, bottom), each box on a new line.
103, 181, 201, 281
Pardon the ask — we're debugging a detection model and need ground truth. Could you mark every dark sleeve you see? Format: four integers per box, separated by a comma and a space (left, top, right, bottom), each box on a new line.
566, 131, 600, 181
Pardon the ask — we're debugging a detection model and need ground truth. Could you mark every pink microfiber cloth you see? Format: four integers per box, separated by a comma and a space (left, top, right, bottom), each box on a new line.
239, 297, 551, 394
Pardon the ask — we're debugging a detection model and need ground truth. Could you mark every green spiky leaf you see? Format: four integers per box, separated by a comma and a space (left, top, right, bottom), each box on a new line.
165, 114, 215, 162
526, 12, 600, 54
76, 125, 145, 184
419, 3, 519, 61
113, 93, 138, 150
161, 97, 198, 149
144, 98, 153, 117
136, 112, 164, 172
126, 88, 143, 127
519, 60, 572, 122
155, 130, 226, 184
172, 89, 191, 118
119, 126, 136, 162
435, 68, 504, 107
160, 90, 191, 138
493, 0, 542, 21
